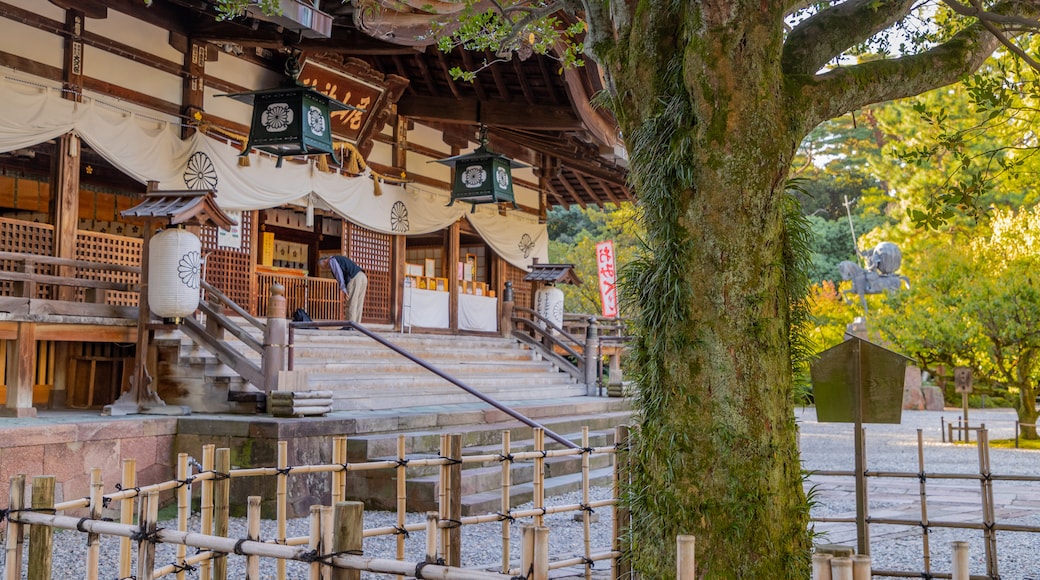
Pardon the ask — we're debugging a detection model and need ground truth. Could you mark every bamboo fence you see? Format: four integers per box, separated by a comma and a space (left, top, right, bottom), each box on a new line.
2, 427, 631, 580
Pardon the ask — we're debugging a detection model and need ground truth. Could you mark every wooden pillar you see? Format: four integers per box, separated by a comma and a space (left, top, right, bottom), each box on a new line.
52, 133, 81, 302
447, 220, 461, 332
180, 38, 207, 139
263, 283, 287, 392
2, 321, 37, 417
391, 234, 406, 330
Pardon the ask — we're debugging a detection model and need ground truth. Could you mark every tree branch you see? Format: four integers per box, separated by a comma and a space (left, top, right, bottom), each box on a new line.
945, 0, 1040, 71
782, 0, 917, 76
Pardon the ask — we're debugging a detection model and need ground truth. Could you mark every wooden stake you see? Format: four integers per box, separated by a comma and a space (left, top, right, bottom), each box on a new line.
582, 427, 592, 580
520, 525, 534, 579
4, 475, 26, 580
533, 428, 545, 528
851, 554, 870, 580
246, 496, 261, 580
333, 436, 347, 504
213, 448, 231, 580
425, 511, 439, 564
500, 430, 512, 574
676, 535, 695, 579
309, 506, 323, 580
173, 454, 189, 580
137, 491, 158, 580
811, 553, 833, 580
27, 475, 55, 580
952, 541, 969, 580
613, 425, 631, 580
916, 430, 931, 575
831, 557, 852, 580
277, 441, 288, 580
396, 434, 406, 578
332, 501, 363, 580
533, 526, 549, 580
86, 468, 103, 580
118, 458, 136, 579
321, 506, 334, 580
200, 444, 215, 580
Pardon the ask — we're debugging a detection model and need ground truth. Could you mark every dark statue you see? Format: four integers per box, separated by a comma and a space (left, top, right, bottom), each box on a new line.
838, 241, 910, 314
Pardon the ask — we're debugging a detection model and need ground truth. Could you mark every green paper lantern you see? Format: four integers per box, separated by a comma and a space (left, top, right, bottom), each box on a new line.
434, 143, 525, 212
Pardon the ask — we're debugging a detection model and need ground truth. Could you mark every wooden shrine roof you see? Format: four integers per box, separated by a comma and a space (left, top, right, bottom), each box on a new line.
129, 1, 631, 209
524, 263, 583, 285
121, 190, 237, 230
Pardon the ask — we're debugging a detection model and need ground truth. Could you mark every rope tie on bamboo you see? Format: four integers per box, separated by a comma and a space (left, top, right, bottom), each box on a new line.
917, 472, 927, 483
233, 538, 249, 555
276, 466, 293, 476
412, 558, 444, 578
441, 518, 462, 529
496, 511, 515, 522
438, 455, 462, 465
339, 462, 350, 473
582, 557, 596, 568
579, 503, 595, 514
300, 549, 362, 564
115, 483, 142, 496
130, 527, 164, 544
209, 470, 231, 481
395, 458, 409, 467
581, 446, 595, 455
540, 450, 548, 458
393, 525, 410, 538
171, 561, 197, 574
498, 453, 514, 462
174, 475, 197, 488
102, 496, 112, 508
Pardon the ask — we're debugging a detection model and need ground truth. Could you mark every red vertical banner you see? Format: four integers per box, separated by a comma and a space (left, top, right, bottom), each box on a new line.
596, 240, 618, 317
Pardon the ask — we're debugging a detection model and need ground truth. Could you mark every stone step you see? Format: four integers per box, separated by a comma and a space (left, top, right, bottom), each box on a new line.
331, 385, 590, 412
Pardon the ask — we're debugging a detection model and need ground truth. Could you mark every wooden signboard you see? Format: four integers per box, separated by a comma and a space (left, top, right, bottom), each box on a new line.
298, 59, 389, 145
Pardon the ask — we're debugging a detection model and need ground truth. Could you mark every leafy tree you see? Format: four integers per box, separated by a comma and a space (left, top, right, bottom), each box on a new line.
220, 0, 1040, 574
875, 206, 1040, 437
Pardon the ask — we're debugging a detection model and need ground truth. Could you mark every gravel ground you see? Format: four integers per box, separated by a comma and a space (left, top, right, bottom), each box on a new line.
5, 406, 1040, 578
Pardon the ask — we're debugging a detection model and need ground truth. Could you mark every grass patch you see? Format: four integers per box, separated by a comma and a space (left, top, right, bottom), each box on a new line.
988, 438, 1040, 450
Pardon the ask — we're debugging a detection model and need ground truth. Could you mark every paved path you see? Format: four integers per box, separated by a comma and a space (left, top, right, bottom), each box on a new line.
798, 406, 1040, 578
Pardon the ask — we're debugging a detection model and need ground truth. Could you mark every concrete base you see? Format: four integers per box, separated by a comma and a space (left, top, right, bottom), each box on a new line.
0, 407, 37, 418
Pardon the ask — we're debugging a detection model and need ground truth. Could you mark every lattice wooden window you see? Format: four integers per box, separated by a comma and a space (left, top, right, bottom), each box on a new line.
75, 231, 142, 306
200, 212, 254, 312
0, 218, 54, 298
345, 222, 392, 324
506, 264, 534, 310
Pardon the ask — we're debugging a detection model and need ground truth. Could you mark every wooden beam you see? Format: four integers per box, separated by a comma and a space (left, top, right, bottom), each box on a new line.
397, 96, 580, 130
3, 321, 37, 417
558, 174, 587, 210
52, 134, 81, 302
435, 50, 462, 99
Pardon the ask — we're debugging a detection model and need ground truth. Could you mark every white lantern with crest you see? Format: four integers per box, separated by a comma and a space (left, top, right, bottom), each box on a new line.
148, 227, 202, 320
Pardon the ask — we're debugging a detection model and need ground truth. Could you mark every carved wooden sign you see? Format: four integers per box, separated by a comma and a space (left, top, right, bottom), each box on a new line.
298, 57, 407, 153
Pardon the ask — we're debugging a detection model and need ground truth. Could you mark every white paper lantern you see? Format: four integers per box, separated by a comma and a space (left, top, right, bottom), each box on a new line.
148, 228, 202, 319
534, 285, 565, 331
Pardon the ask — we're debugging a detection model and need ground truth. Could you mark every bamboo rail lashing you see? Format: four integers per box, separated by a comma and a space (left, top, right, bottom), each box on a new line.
500, 430, 512, 575
87, 468, 103, 580
213, 448, 231, 580
277, 440, 289, 580
396, 434, 407, 579
201, 444, 216, 580
333, 436, 347, 504
534, 428, 545, 528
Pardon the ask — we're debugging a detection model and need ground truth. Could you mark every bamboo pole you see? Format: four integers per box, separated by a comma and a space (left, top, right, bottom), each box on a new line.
951, 541, 969, 580
137, 491, 158, 580
978, 428, 998, 577
520, 525, 534, 580
27, 475, 55, 580
581, 427, 592, 580
86, 468, 103, 580
831, 557, 852, 580
246, 496, 261, 580
534, 428, 545, 528
500, 430, 512, 574
176, 453, 190, 580
200, 444, 215, 580
533, 526, 549, 580
309, 506, 323, 580
439, 433, 449, 561
676, 535, 695, 579
332, 501, 363, 580
333, 436, 347, 504
851, 554, 870, 580
613, 425, 631, 580
4, 475, 25, 580
277, 440, 289, 580
426, 512, 439, 564
118, 458, 136, 579
812, 553, 833, 580
916, 430, 931, 576
322, 506, 334, 580
213, 448, 231, 580
446, 433, 462, 567
11, 511, 511, 579
396, 434, 406, 578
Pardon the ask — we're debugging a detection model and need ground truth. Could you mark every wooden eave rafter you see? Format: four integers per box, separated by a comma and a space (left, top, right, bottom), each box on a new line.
396, 95, 582, 130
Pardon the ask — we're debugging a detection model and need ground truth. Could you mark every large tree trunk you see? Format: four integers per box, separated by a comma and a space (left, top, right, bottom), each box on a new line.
599, 3, 811, 576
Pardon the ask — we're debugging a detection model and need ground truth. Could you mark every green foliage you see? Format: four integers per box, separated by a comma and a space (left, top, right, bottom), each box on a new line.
210, 0, 282, 21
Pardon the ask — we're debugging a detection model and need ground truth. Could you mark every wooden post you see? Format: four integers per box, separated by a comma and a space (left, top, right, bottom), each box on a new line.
27, 476, 55, 580
332, 501, 363, 580
333, 436, 347, 504
53, 133, 81, 303
213, 448, 231, 580
613, 425, 632, 580
396, 434, 407, 570
499, 281, 514, 339
532, 526, 549, 580
447, 220, 461, 332
246, 497, 261, 580
118, 459, 136, 578
137, 491, 159, 580
851, 554, 870, 580
811, 553, 833, 580
206, 293, 225, 340
446, 433, 462, 567
831, 557, 853, 580
676, 535, 695, 580
581, 427, 592, 579
584, 317, 600, 395
916, 430, 931, 576
308, 506, 323, 580
277, 441, 288, 580
3, 321, 37, 418
263, 283, 288, 393
4, 475, 26, 580
500, 431, 512, 574
86, 468, 103, 580
176, 453, 190, 580
425, 512, 439, 564
321, 506, 334, 580
520, 525, 534, 580
951, 541, 969, 580
200, 444, 215, 580
533, 429, 545, 528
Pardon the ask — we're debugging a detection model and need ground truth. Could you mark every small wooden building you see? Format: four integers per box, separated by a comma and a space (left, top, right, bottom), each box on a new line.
0, 0, 631, 414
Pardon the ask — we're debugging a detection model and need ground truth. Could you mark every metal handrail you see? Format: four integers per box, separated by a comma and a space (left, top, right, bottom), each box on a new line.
287, 320, 580, 450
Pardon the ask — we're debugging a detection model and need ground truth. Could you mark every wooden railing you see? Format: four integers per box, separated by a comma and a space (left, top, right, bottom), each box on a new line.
255, 273, 339, 320
0, 251, 139, 319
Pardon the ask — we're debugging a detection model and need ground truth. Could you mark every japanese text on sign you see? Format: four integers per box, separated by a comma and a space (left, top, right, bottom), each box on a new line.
596, 240, 618, 317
